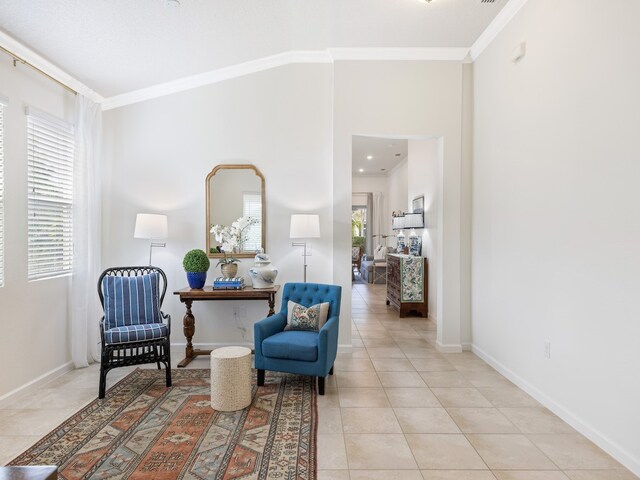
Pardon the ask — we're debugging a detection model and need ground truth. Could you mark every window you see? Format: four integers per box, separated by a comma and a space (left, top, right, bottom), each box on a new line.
242, 191, 262, 252
26, 108, 74, 280
0, 95, 6, 287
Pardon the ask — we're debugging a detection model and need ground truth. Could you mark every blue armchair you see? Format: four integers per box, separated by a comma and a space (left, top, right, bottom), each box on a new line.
254, 282, 342, 395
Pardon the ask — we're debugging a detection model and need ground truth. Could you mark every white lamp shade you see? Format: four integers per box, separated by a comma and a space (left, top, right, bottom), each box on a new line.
134, 213, 168, 239
404, 213, 424, 229
290, 214, 320, 238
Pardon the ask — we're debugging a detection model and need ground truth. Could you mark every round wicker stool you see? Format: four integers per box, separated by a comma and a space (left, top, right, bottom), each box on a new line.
210, 346, 252, 411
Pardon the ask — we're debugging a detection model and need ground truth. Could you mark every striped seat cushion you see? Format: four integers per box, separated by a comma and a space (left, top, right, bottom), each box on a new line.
102, 272, 161, 329
104, 323, 168, 344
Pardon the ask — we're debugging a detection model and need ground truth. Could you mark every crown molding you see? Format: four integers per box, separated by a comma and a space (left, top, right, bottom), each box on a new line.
329, 47, 469, 62
102, 47, 471, 110
102, 50, 332, 110
0, 30, 103, 103
469, 0, 530, 61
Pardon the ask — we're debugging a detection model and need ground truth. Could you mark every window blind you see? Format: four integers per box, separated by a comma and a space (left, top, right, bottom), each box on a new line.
26, 108, 74, 281
0, 96, 7, 287
242, 192, 262, 252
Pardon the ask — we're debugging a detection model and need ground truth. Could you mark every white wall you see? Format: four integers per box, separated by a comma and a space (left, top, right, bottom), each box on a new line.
334, 61, 469, 351
386, 159, 408, 250
472, 0, 640, 473
0, 55, 75, 397
407, 140, 439, 321
102, 64, 341, 349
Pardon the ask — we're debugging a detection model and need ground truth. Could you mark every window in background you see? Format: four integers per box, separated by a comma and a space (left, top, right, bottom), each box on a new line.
242, 191, 262, 252
0, 95, 7, 287
26, 108, 74, 281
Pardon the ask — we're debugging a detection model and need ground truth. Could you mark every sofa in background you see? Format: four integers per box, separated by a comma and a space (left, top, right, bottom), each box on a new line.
360, 246, 394, 284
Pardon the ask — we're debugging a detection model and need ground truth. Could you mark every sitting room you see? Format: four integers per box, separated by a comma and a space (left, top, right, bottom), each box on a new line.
0, 1, 638, 479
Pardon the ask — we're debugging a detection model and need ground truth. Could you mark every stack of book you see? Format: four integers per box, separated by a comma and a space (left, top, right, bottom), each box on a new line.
213, 276, 245, 290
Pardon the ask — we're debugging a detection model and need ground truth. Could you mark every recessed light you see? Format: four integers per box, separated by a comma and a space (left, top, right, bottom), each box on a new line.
387, 144, 394, 148
359, 168, 364, 173
166, 0, 181, 7
366, 155, 373, 160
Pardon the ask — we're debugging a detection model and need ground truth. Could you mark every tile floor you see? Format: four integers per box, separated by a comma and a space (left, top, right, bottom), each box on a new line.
0, 281, 637, 480
316, 282, 637, 480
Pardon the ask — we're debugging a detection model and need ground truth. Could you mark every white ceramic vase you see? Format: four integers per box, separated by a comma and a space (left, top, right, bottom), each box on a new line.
249, 252, 278, 289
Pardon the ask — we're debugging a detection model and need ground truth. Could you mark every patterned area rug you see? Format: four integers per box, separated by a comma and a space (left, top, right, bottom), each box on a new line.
10, 369, 317, 480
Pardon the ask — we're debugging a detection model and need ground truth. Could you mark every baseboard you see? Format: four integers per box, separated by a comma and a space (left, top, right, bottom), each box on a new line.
170, 342, 253, 350
171, 342, 354, 355
435, 340, 463, 353
461, 342, 472, 351
0, 361, 74, 408
472, 344, 640, 477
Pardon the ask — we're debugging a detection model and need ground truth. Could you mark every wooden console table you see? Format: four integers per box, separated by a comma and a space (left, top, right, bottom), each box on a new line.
173, 285, 280, 367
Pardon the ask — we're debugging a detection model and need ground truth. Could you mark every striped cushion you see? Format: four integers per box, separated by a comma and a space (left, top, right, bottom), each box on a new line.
104, 323, 168, 344
102, 272, 161, 330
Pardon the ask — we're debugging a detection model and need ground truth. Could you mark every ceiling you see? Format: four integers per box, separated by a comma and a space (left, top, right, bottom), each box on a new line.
0, 0, 506, 98
352, 136, 408, 176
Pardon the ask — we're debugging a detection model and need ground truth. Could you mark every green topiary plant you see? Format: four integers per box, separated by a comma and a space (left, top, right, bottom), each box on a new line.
182, 249, 210, 273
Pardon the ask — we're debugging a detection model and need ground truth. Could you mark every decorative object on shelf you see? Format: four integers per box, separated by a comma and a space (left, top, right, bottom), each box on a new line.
290, 214, 320, 283
249, 250, 278, 289
391, 213, 405, 230
134, 213, 168, 265
409, 233, 422, 256
206, 164, 265, 258
404, 212, 424, 230
183, 249, 210, 289
412, 195, 425, 214
213, 276, 245, 290
397, 229, 406, 251
404, 212, 424, 256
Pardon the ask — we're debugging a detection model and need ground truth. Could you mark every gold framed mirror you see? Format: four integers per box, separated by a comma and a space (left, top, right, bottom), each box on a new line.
206, 164, 266, 258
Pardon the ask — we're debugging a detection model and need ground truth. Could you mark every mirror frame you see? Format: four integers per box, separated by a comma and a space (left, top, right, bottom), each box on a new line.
206, 164, 266, 259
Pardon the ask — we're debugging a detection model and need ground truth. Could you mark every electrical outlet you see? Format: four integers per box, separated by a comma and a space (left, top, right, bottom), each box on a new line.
544, 341, 551, 359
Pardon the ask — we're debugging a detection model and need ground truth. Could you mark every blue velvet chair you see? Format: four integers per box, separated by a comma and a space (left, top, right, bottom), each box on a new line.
254, 282, 342, 395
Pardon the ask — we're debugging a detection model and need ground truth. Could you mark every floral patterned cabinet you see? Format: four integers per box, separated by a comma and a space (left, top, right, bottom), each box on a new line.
386, 254, 428, 318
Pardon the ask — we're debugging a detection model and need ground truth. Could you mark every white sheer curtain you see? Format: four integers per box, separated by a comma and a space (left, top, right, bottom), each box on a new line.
70, 95, 102, 368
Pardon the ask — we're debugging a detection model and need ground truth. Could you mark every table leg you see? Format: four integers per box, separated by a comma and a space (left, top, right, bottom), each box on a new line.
178, 299, 195, 368
268, 293, 275, 317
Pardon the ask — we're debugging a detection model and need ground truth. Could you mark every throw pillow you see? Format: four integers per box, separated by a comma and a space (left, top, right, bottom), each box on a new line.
286, 301, 330, 331
103, 272, 161, 329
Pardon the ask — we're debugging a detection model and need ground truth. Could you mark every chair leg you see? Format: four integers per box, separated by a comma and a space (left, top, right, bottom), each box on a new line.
99, 366, 107, 399
318, 376, 325, 395
257, 369, 265, 386
157, 362, 161, 370
165, 341, 172, 387
329, 365, 334, 375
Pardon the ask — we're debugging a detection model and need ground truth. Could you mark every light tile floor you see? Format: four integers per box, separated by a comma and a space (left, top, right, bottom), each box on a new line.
317, 282, 638, 480
0, 281, 637, 480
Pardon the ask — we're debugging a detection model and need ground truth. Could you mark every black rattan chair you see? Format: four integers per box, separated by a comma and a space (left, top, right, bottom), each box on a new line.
97, 266, 172, 398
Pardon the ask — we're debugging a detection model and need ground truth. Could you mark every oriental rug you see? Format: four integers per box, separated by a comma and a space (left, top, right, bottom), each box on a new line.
10, 369, 317, 480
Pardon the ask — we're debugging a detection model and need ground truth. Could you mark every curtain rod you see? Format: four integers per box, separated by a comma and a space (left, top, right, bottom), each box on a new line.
0, 45, 78, 96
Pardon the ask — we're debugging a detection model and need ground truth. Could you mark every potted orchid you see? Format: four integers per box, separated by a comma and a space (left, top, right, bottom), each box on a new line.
210, 216, 259, 278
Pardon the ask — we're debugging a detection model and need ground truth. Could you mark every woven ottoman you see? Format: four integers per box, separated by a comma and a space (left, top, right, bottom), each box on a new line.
210, 346, 252, 411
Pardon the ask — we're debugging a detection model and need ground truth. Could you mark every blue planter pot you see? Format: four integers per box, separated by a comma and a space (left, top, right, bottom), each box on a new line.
187, 271, 207, 289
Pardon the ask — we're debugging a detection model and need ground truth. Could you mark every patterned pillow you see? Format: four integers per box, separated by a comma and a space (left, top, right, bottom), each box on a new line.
102, 272, 161, 330
285, 301, 330, 332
